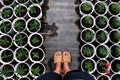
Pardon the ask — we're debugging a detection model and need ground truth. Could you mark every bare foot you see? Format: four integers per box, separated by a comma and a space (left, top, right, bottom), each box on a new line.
63, 51, 71, 74
54, 51, 62, 74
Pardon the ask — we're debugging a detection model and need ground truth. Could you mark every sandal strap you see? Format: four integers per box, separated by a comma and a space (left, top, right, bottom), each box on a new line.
63, 51, 71, 63
54, 52, 62, 64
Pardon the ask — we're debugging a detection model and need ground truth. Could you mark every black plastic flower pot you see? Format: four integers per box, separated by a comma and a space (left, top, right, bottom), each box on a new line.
109, 16, 120, 29
0, 19, 12, 34
81, 59, 96, 73
0, 34, 13, 49
0, 49, 14, 64
110, 44, 120, 58
111, 59, 120, 73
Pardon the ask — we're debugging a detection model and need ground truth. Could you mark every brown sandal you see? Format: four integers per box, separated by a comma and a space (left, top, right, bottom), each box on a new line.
63, 51, 71, 63
54, 51, 62, 64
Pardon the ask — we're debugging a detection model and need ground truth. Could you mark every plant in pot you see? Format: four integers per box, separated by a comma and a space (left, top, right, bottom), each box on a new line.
81, 59, 96, 73
15, 63, 29, 78
13, 32, 28, 47
109, 30, 120, 43
80, 1, 93, 14
0, 49, 14, 64
96, 30, 109, 44
109, 16, 120, 29
14, 4, 27, 17
96, 15, 108, 29
81, 44, 95, 58
96, 45, 110, 59
97, 59, 110, 74
111, 59, 120, 73
111, 74, 120, 80
1, 0, 15, 6
110, 44, 120, 58
28, 4, 42, 19
30, 0, 44, 6
0, 34, 12, 49
12, 18, 26, 32
81, 28, 95, 43
30, 63, 45, 78
29, 48, 45, 63
14, 47, 29, 63
26, 18, 41, 33
95, 2, 107, 15
109, 2, 120, 15
97, 75, 110, 80
15, 0, 29, 4
81, 15, 94, 28
28, 33, 43, 48
0, 64, 14, 79
1, 7, 13, 19
0, 19, 12, 34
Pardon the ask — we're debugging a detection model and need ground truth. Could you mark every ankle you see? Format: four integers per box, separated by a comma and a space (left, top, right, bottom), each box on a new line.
63, 62, 70, 74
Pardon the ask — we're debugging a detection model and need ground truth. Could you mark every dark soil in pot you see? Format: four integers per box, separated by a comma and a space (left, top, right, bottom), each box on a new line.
111, 60, 120, 73
17, 0, 28, 3
109, 31, 120, 43
1, 8, 13, 19
111, 74, 120, 80
15, 6, 27, 17
29, 6, 41, 17
1, 50, 13, 63
3, 0, 14, 6
111, 45, 120, 58
109, 17, 120, 29
95, 2, 106, 14
31, 0, 42, 3
1, 21, 11, 33
96, 16, 107, 28
98, 75, 109, 80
